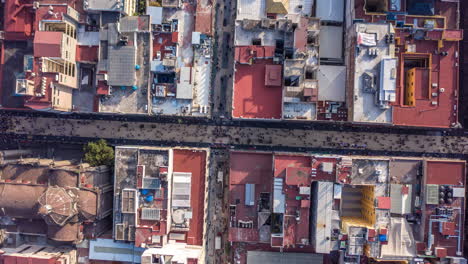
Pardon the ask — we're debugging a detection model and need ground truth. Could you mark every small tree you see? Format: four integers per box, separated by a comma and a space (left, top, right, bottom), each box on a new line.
83, 139, 114, 167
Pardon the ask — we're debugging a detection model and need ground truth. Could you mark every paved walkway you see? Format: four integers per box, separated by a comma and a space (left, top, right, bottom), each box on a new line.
4, 115, 468, 156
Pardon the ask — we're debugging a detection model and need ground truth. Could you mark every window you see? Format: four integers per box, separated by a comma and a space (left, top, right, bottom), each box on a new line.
252, 38, 262, 46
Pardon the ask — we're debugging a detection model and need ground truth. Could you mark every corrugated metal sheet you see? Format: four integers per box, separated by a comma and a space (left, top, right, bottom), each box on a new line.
121, 189, 137, 214
313, 182, 333, 253
141, 208, 160, 220
147, 6, 163, 25
172, 172, 192, 208
89, 238, 144, 262
316, 0, 344, 22
273, 178, 285, 213
378, 58, 397, 105
245, 183, 255, 206
108, 45, 136, 86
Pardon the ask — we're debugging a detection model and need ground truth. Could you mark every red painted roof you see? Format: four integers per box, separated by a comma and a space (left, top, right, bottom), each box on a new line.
294, 17, 308, 52
426, 160, 465, 185
233, 60, 282, 119
265, 64, 282, 87
283, 215, 296, 247
235, 46, 276, 64
153, 33, 176, 60
135, 227, 152, 247
171, 32, 179, 43
230, 152, 273, 185
300, 199, 310, 208
76, 46, 99, 62
195, 4, 213, 36
3, 2, 34, 40
435, 247, 448, 258
441, 222, 456, 236
96, 81, 110, 95
173, 149, 206, 246
34, 31, 62, 58
274, 155, 311, 178
377, 197, 391, 209
285, 167, 311, 186
352, 0, 460, 128
229, 152, 273, 243
392, 41, 459, 127
229, 228, 259, 243
34, 5, 67, 31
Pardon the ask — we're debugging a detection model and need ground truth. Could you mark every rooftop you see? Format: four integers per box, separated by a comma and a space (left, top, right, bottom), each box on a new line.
98, 16, 151, 114
113, 146, 207, 250
233, 60, 283, 119
351, 23, 395, 124
350, 0, 462, 127
86, 0, 122, 11
0, 156, 112, 245
33, 31, 63, 58
228, 151, 466, 263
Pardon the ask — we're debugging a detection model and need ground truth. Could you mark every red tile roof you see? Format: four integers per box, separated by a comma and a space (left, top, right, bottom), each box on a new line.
34, 31, 62, 58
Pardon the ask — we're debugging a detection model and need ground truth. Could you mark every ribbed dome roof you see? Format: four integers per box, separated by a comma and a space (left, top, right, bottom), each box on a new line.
38, 186, 77, 226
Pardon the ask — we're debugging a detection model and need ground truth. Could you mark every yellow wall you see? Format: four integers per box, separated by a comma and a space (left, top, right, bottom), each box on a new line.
361, 186, 375, 226
405, 68, 416, 106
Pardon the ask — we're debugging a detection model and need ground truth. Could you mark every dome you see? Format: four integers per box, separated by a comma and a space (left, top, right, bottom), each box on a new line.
38, 186, 77, 226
